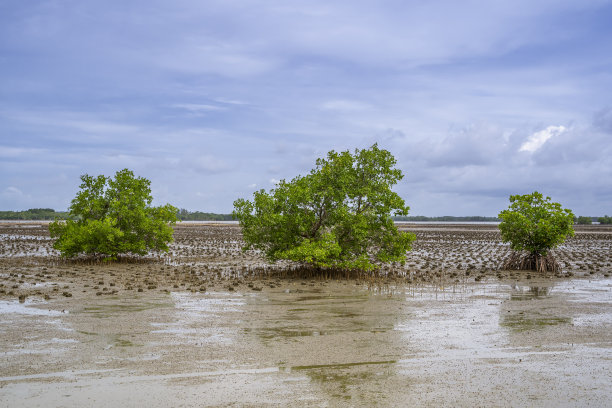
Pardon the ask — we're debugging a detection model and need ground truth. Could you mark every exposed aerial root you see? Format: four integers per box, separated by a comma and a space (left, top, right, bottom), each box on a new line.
502, 251, 561, 273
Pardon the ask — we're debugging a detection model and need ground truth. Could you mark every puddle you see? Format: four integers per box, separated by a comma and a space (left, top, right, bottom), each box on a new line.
556, 278, 612, 303
2, 338, 79, 357
244, 327, 329, 339
292, 294, 368, 303
148, 292, 246, 345
509, 285, 552, 301
125, 353, 161, 361
150, 322, 232, 344
104, 335, 140, 349
18, 281, 59, 289
80, 301, 171, 318
170, 291, 246, 314
396, 282, 505, 356
0, 369, 121, 382
573, 313, 612, 327
0, 299, 66, 316
266, 292, 369, 307
289, 360, 397, 371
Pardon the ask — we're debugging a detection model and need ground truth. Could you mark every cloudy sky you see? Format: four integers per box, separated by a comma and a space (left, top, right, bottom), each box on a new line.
1, 0, 611, 216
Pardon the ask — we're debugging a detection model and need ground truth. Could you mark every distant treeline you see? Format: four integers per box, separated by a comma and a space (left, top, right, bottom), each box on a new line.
393, 215, 499, 222
3, 209, 611, 224
177, 209, 234, 221
599, 215, 612, 224
176, 213, 501, 222
0, 208, 71, 220
0, 208, 234, 222
576, 215, 612, 225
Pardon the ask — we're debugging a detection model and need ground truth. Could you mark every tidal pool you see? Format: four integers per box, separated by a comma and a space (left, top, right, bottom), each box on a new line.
1, 278, 611, 407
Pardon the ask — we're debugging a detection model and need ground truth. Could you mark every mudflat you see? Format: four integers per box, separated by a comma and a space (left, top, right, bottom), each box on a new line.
1, 223, 611, 407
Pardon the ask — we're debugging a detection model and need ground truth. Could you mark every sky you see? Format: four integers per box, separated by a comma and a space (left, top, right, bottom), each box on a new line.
1, 0, 611, 216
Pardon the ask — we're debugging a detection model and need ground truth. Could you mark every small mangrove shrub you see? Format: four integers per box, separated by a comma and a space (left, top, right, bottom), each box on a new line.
50, 169, 177, 259
498, 191, 574, 272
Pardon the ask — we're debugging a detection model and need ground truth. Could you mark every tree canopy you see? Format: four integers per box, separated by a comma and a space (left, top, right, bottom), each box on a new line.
49, 169, 177, 258
498, 191, 574, 257
576, 216, 593, 225
598, 215, 612, 225
233, 144, 416, 271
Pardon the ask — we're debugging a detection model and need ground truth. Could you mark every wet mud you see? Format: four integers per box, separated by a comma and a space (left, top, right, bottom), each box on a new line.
0, 223, 611, 406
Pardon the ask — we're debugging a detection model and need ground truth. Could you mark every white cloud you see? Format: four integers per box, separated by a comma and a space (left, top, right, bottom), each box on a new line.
519, 125, 567, 153
189, 155, 231, 174
0, 186, 32, 210
171, 103, 226, 113
3, 186, 24, 196
321, 99, 371, 111
1, 109, 139, 136
157, 41, 279, 78
0, 146, 45, 158
214, 98, 249, 106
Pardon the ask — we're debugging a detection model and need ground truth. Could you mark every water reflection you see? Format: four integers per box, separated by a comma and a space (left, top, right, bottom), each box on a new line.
509, 284, 552, 301
242, 287, 397, 344
500, 313, 571, 332
295, 361, 396, 403
239, 284, 405, 403
502, 283, 573, 333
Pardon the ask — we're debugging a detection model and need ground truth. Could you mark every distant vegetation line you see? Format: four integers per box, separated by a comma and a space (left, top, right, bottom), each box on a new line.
176, 209, 234, 221
0, 208, 71, 220
0, 209, 497, 222
0, 208, 235, 221
1, 209, 610, 224
393, 215, 499, 222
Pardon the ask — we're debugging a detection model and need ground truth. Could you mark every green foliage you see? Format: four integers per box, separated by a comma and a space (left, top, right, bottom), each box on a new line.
498, 191, 574, 256
598, 215, 612, 224
49, 169, 177, 258
233, 144, 416, 271
576, 216, 593, 225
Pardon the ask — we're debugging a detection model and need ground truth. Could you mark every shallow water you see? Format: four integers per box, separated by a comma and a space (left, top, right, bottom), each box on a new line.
1, 278, 611, 407
0, 298, 66, 316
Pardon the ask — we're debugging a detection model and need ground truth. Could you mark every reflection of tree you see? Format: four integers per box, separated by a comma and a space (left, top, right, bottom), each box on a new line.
243, 289, 404, 404
299, 363, 394, 403
529, 286, 551, 297
502, 284, 571, 333
509, 284, 551, 300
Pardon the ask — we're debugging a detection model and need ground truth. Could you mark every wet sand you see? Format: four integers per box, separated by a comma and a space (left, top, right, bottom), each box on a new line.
1, 223, 611, 407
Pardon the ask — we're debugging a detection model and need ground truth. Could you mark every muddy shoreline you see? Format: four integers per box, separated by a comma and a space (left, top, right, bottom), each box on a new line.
1, 223, 611, 406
